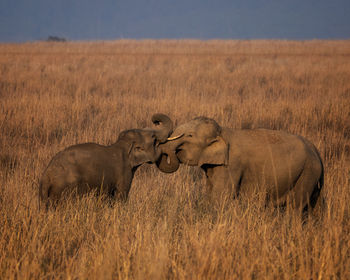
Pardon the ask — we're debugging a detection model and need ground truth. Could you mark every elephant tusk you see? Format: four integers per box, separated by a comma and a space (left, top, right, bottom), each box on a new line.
167, 134, 184, 141
167, 155, 171, 164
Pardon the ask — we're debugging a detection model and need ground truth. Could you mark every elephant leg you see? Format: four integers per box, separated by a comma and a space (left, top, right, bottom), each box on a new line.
287, 159, 322, 212
45, 182, 69, 209
113, 182, 129, 202
202, 165, 242, 206
116, 176, 133, 202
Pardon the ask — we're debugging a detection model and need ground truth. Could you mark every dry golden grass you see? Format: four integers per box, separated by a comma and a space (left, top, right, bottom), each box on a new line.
0, 40, 350, 279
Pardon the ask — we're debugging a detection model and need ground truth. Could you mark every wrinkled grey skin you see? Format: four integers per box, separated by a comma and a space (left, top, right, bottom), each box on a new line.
39, 114, 173, 208
157, 117, 324, 211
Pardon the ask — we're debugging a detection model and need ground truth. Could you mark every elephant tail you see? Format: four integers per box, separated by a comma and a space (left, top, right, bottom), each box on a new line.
39, 177, 51, 211
309, 151, 324, 209
319, 161, 324, 190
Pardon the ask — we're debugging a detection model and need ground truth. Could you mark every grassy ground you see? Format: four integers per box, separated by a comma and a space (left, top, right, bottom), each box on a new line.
0, 40, 349, 279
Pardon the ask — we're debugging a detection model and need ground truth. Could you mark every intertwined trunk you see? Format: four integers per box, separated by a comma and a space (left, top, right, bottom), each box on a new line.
156, 140, 181, 173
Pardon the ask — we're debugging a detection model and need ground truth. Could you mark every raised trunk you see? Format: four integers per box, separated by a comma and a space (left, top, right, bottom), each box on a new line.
151, 113, 173, 143
152, 114, 183, 173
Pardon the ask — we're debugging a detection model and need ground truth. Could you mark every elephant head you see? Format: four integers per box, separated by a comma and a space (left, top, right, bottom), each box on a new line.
156, 117, 229, 173
117, 113, 174, 167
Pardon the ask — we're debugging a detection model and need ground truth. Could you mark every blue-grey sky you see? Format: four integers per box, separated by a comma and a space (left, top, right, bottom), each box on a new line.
1, 0, 350, 42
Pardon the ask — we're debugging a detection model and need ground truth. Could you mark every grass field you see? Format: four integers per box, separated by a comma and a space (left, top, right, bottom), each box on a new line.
0, 40, 349, 279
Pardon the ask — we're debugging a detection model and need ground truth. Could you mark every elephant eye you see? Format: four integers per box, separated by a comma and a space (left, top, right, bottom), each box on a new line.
134, 146, 144, 152
187, 134, 193, 138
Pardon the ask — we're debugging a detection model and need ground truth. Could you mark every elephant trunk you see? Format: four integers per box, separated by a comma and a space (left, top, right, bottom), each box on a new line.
156, 150, 180, 173
151, 113, 173, 143
156, 137, 182, 173
151, 114, 183, 173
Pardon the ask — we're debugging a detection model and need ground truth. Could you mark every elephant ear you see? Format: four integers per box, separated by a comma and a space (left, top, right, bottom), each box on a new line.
198, 136, 229, 166
127, 142, 138, 167
128, 142, 145, 167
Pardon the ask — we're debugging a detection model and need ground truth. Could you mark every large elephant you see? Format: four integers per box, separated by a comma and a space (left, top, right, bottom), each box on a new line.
39, 114, 173, 208
157, 117, 324, 211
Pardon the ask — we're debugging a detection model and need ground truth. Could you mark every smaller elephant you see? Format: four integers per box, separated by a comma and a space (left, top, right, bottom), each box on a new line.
39, 114, 173, 208
157, 117, 324, 212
